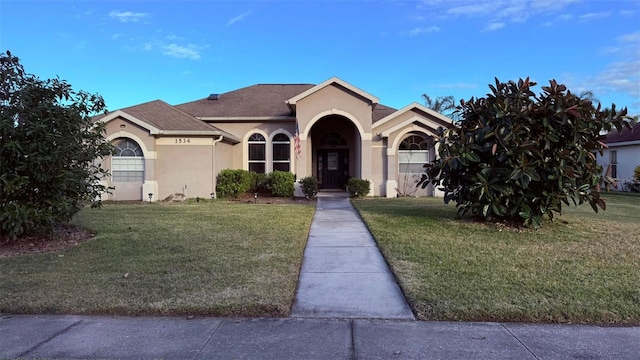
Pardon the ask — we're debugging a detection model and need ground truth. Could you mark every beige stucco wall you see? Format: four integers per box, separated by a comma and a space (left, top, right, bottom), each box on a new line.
102, 117, 158, 201
373, 109, 443, 197
293, 84, 375, 190
211, 121, 297, 174
104, 117, 156, 154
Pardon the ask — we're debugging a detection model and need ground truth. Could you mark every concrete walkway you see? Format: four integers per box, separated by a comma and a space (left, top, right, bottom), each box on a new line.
2, 315, 639, 359
291, 192, 414, 319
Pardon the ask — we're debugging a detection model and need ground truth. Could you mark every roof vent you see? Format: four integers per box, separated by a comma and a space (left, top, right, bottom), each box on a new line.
207, 94, 220, 100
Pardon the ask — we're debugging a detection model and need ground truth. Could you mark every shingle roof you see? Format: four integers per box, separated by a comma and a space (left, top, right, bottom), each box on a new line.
117, 100, 219, 131
176, 84, 315, 118
605, 122, 640, 144
97, 83, 400, 132
372, 104, 398, 123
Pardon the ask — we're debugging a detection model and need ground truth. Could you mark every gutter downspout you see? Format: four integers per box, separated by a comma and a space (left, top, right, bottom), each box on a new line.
212, 135, 224, 199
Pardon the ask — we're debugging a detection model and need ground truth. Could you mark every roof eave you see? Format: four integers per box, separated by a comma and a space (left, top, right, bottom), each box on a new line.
373, 102, 454, 130
96, 110, 162, 134
197, 116, 296, 122
606, 140, 640, 147
287, 76, 380, 107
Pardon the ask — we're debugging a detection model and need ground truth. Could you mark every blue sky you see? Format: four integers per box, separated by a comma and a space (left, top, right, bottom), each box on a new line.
1, 0, 639, 115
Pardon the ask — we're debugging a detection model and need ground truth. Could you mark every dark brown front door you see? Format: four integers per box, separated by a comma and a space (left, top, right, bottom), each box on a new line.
318, 150, 348, 189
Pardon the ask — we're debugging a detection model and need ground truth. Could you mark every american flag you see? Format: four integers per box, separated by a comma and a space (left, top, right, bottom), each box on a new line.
294, 121, 302, 159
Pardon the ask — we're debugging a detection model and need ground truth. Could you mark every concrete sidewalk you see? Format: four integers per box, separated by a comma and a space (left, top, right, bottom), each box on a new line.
291, 193, 414, 319
2, 314, 639, 359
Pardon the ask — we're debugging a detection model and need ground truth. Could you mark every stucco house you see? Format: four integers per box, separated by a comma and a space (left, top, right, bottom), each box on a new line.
96, 77, 453, 201
597, 122, 640, 189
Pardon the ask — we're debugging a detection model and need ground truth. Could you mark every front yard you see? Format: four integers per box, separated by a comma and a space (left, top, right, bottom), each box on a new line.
0, 201, 315, 317
352, 193, 640, 324
1, 193, 638, 324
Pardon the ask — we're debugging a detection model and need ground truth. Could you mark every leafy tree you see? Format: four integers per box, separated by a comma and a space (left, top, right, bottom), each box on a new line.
1, 51, 112, 240
422, 94, 458, 119
420, 77, 631, 227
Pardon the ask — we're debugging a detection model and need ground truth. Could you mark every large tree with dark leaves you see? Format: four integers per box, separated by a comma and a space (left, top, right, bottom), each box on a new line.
0, 51, 112, 240
420, 78, 631, 227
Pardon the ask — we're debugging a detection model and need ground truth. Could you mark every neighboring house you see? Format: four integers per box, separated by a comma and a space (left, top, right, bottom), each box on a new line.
597, 122, 640, 189
96, 77, 453, 201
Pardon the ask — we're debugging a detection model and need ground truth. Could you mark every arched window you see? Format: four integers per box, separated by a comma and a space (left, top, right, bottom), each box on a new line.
272, 133, 291, 172
248, 133, 266, 173
319, 132, 347, 147
112, 139, 144, 182
399, 135, 430, 174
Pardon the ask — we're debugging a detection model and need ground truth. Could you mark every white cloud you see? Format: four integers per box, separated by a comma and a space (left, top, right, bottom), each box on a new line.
407, 26, 441, 36
617, 31, 640, 43
446, 2, 500, 17
143, 43, 152, 51
167, 34, 183, 41
162, 44, 201, 60
424, 0, 583, 30
483, 22, 505, 31
111, 33, 123, 40
226, 11, 252, 26
579, 11, 612, 21
109, 10, 149, 23
585, 32, 640, 111
593, 61, 639, 98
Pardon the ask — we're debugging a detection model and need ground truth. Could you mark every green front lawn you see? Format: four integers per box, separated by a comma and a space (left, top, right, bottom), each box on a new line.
0, 202, 315, 317
352, 193, 640, 324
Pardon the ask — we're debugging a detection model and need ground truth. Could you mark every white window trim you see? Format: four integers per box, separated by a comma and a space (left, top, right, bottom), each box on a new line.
271, 130, 293, 172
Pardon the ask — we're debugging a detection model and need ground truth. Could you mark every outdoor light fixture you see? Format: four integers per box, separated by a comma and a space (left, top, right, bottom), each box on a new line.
148, 193, 153, 203
254, 192, 258, 204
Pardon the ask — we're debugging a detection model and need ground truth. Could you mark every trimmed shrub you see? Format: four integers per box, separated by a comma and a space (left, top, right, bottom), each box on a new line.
348, 178, 370, 198
299, 176, 318, 198
269, 171, 295, 197
216, 169, 252, 198
251, 172, 270, 194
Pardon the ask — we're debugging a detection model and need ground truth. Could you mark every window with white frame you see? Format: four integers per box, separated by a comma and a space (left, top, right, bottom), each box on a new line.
398, 135, 430, 174
112, 139, 144, 182
610, 150, 618, 178
272, 133, 291, 172
248, 133, 266, 173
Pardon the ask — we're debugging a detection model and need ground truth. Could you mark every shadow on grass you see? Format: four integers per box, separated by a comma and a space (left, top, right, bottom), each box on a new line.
351, 197, 458, 222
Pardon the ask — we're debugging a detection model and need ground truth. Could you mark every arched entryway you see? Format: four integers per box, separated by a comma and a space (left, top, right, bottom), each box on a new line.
309, 115, 361, 190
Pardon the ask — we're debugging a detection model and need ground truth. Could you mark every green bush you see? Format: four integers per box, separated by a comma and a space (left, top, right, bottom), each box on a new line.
624, 165, 640, 192
269, 171, 295, 197
1, 51, 112, 240
251, 172, 270, 194
299, 176, 318, 198
420, 77, 632, 227
348, 178, 370, 198
216, 169, 252, 198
